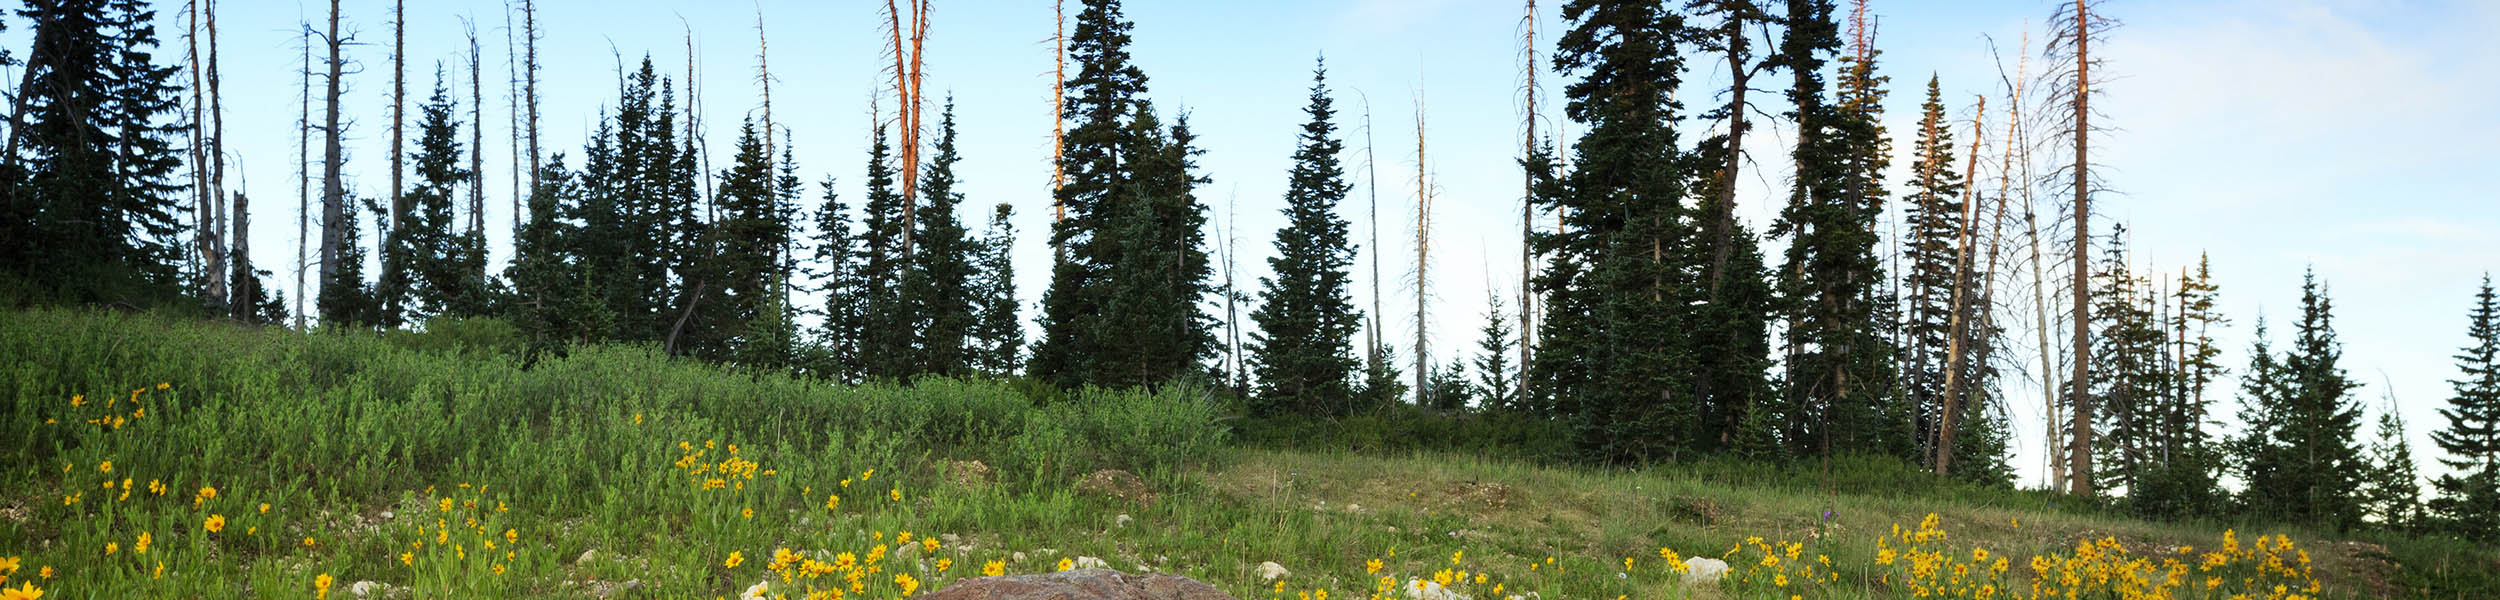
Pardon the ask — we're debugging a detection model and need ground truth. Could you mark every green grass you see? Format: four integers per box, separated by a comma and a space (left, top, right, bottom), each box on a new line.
0, 308, 2488, 599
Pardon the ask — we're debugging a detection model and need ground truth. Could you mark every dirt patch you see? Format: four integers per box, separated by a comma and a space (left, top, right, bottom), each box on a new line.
947, 460, 994, 489
1078, 469, 1157, 506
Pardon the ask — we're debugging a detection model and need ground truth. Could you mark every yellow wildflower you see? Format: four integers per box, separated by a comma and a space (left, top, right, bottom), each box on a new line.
895, 574, 920, 595
1058, 558, 1074, 572
98, 461, 111, 473
983, 560, 1005, 577
727, 552, 747, 569
135, 532, 151, 555
105, 542, 118, 555
315, 573, 334, 600
0, 581, 40, 600
1366, 559, 1382, 574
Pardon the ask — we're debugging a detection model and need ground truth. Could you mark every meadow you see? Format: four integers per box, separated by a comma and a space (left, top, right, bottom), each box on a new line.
0, 309, 2486, 599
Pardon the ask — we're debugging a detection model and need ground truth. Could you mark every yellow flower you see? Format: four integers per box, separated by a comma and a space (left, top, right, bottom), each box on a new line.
937, 558, 954, 572
70, 395, 84, 407
826, 494, 841, 511
36, 566, 50, 580
1, 581, 37, 600
304, 537, 319, 548
727, 552, 747, 569
105, 542, 118, 555
633, 413, 643, 425
98, 461, 111, 473
492, 563, 505, 575
315, 573, 334, 600
259, 503, 271, 514
157, 382, 170, 390
1058, 558, 1075, 572
505, 528, 519, 544
895, 574, 920, 595
0, 556, 15, 575
401, 552, 414, 566
135, 532, 152, 554
1450, 551, 1463, 565
152, 560, 162, 579
983, 560, 1005, 577
743, 507, 755, 519
203, 514, 225, 533
890, 488, 903, 502
1366, 559, 1382, 574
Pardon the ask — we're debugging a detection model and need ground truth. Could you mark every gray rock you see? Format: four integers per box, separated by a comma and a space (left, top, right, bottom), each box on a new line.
922, 568, 1235, 600
1115, 514, 1134, 528
1680, 557, 1729, 586
1255, 561, 1289, 582
576, 549, 598, 565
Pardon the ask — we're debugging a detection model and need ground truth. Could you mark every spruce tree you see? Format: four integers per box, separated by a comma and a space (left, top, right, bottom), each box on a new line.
808, 174, 864, 382
3, 0, 189, 305
1900, 75, 1965, 462
2431, 276, 2500, 539
969, 203, 1024, 376
1472, 290, 1519, 412
2237, 270, 2367, 529
2089, 226, 2163, 496
504, 154, 585, 355
1033, 0, 1150, 388
401, 71, 487, 321
1248, 61, 1361, 417
856, 124, 914, 380
903, 102, 978, 377
1088, 109, 1215, 389
705, 119, 786, 365
1684, 133, 1778, 456
1770, 0, 1900, 459
2361, 398, 2422, 530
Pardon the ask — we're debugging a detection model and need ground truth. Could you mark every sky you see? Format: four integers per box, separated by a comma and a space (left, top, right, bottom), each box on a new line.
43, 0, 2497, 489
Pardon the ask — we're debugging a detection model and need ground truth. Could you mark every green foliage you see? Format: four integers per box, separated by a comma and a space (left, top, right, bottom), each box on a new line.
2235, 270, 2368, 530
969, 203, 1023, 376
1236, 403, 1571, 463
382, 72, 490, 327
383, 314, 526, 357
2432, 276, 2500, 539
1470, 291, 1518, 413
2360, 399, 2423, 529
903, 102, 980, 377
1247, 61, 1360, 418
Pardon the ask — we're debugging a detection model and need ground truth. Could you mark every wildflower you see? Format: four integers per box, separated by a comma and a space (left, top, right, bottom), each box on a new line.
304, 537, 319, 548
195, 486, 217, 508
149, 479, 164, 495
315, 574, 334, 600
0, 581, 39, 600
70, 395, 84, 407
633, 413, 643, 425
157, 382, 170, 390
1366, 559, 1382, 574
35, 566, 48, 580
1058, 558, 1075, 572
1450, 551, 1462, 565
743, 507, 755, 519
890, 488, 903, 502
152, 560, 162, 579
135, 532, 152, 554
492, 563, 506, 575
826, 494, 841, 511
59, 494, 77, 506
98, 461, 112, 473
727, 552, 746, 568
895, 574, 920, 595
105, 542, 118, 555
984, 560, 1005, 577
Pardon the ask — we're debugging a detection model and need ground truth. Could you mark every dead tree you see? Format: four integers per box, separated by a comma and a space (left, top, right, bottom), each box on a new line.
755, 7, 773, 191
1412, 90, 1431, 405
296, 21, 313, 328
884, 0, 930, 257
2046, 0, 2112, 497
1935, 95, 1985, 475
316, 0, 349, 314
467, 19, 485, 239
1359, 92, 1383, 375
505, 2, 522, 237
524, 0, 541, 192
1051, 0, 1067, 228
389, 0, 406, 235
209, 0, 235, 318
1516, 0, 1539, 402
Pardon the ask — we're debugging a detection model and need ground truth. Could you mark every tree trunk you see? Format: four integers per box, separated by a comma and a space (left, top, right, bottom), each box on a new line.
296, 21, 312, 329
317, 0, 346, 315
1518, 0, 1539, 405
469, 21, 485, 239
506, 4, 522, 239
2067, 0, 2096, 498
1363, 97, 1383, 373
1051, 0, 1067, 235
1935, 95, 1984, 476
208, 0, 230, 316
1413, 92, 1430, 406
524, 0, 541, 193
389, 0, 405, 235
231, 191, 250, 321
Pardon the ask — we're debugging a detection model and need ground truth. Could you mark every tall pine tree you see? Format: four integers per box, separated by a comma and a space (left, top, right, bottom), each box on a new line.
2431, 276, 2500, 539
1248, 61, 1361, 417
903, 102, 978, 377
2237, 270, 2367, 529
2, 0, 190, 306
969, 203, 1023, 376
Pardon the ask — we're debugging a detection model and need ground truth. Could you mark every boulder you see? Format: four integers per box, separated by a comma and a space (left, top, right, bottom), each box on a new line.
1255, 561, 1289, 582
921, 568, 1236, 600
1680, 557, 1729, 586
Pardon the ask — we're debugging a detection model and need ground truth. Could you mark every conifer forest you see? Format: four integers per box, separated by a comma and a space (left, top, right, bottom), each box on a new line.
1, 1, 2496, 598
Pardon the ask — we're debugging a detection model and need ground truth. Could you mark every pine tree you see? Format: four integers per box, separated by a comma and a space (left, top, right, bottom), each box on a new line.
1033, 0, 1151, 388
902, 101, 978, 377
808, 174, 864, 382
1089, 109, 1215, 389
704, 119, 788, 365
1770, 0, 1900, 459
392, 70, 487, 322
2, 0, 190, 306
969, 203, 1024, 376
1684, 124, 1778, 457
1248, 61, 1361, 417
856, 124, 914, 380
2431, 276, 2500, 539
2361, 398, 2422, 530
2089, 226, 2162, 496
1472, 290, 1519, 412
2237, 270, 2367, 529
1900, 76, 1965, 464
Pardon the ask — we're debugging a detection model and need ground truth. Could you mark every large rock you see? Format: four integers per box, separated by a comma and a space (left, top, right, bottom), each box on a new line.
1680, 557, 1729, 586
922, 568, 1236, 600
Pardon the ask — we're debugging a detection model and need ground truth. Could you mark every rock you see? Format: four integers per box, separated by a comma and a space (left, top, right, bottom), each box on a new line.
947, 460, 996, 489
738, 579, 773, 600
922, 568, 1236, 600
1075, 556, 1109, 569
1076, 469, 1156, 506
1680, 557, 1729, 586
1403, 580, 1467, 600
897, 541, 922, 561
1013, 551, 1028, 563
1115, 514, 1134, 528
350, 581, 385, 599
576, 549, 598, 565
588, 579, 641, 599
1255, 561, 1290, 582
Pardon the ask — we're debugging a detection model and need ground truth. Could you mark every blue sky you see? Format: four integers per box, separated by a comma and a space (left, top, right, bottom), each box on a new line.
65, 0, 2498, 488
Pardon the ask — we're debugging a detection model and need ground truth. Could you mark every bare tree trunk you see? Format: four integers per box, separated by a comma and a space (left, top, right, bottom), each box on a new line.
684, 22, 711, 213
524, 0, 540, 193
883, 0, 928, 258
1220, 192, 1243, 394
1935, 95, 1985, 476
389, 0, 405, 235
1051, 0, 1067, 234
2066, 0, 2096, 498
1517, 0, 1539, 404
208, 0, 231, 315
186, 1, 223, 312
505, 2, 522, 238
318, 0, 347, 317
296, 22, 312, 329
468, 20, 485, 239
755, 8, 774, 194
1413, 91, 1430, 406
231, 190, 249, 320
1362, 96, 1383, 374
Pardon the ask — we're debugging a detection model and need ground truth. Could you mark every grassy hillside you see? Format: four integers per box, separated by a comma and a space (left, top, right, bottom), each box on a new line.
0, 309, 2487, 599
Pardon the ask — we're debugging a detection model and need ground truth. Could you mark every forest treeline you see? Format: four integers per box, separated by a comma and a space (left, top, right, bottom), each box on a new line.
0, 0, 2495, 540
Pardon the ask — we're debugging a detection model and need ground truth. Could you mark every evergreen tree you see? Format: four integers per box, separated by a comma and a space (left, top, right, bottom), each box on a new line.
2360, 398, 2422, 530
1425, 357, 1472, 412
2431, 276, 2500, 539
808, 174, 864, 382
903, 102, 978, 377
1684, 133, 1778, 456
969, 203, 1023, 376
704, 119, 790, 365
395, 71, 488, 321
856, 124, 914, 380
2090, 226, 2165, 496
1088, 109, 1215, 389
1248, 61, 1361, 417
2, 0, 190, 305
1770, 0, 1901, 459
1358, 339, 1411, 413
1531, 0, 1702, 465
1900, 76, 1965, 462
319, 191, 378, 327
569, 59, 698, 345
504, 155, 587, 355
2237, 270, 2367, 529
1471, 290, 1519, 413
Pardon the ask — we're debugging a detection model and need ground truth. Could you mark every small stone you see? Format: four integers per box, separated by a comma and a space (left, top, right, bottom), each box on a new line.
378, 510, 394, 520
1256, 561, 1290, 582
896, 541, 922, 561
1115, 514, 1134, 528
576, 549, 598, 565
1681, 557, 1730, 586
350, 581, 385, 599
1012, 551, 1028, 563
1076, 556, 1109, 569
920, 569, 1234, 600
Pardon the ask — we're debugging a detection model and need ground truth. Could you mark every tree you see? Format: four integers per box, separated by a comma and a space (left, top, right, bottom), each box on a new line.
2048, 0, 2114, 498
1, 0, 191, 306
701, 119, 782, 364
855, 123, 913, 379
808, 173, 863, 382
969, 203, 1023, 376
380, 0, 406, 326
1472, 290, 1519, 412
316, 0, 356, 325
2431, 276, 2500, 539
1771, 0, 1901, 460
2237, 270, 2367, 529
2360, 397, 2422, 530
1900, 76, 1966, 466
403, 71, 488, 320
1248, 61, 1361, 417
902, 102, 978, 377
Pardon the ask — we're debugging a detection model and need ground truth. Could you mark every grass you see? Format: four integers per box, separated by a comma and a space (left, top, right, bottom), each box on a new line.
0, 308, 2487, 599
